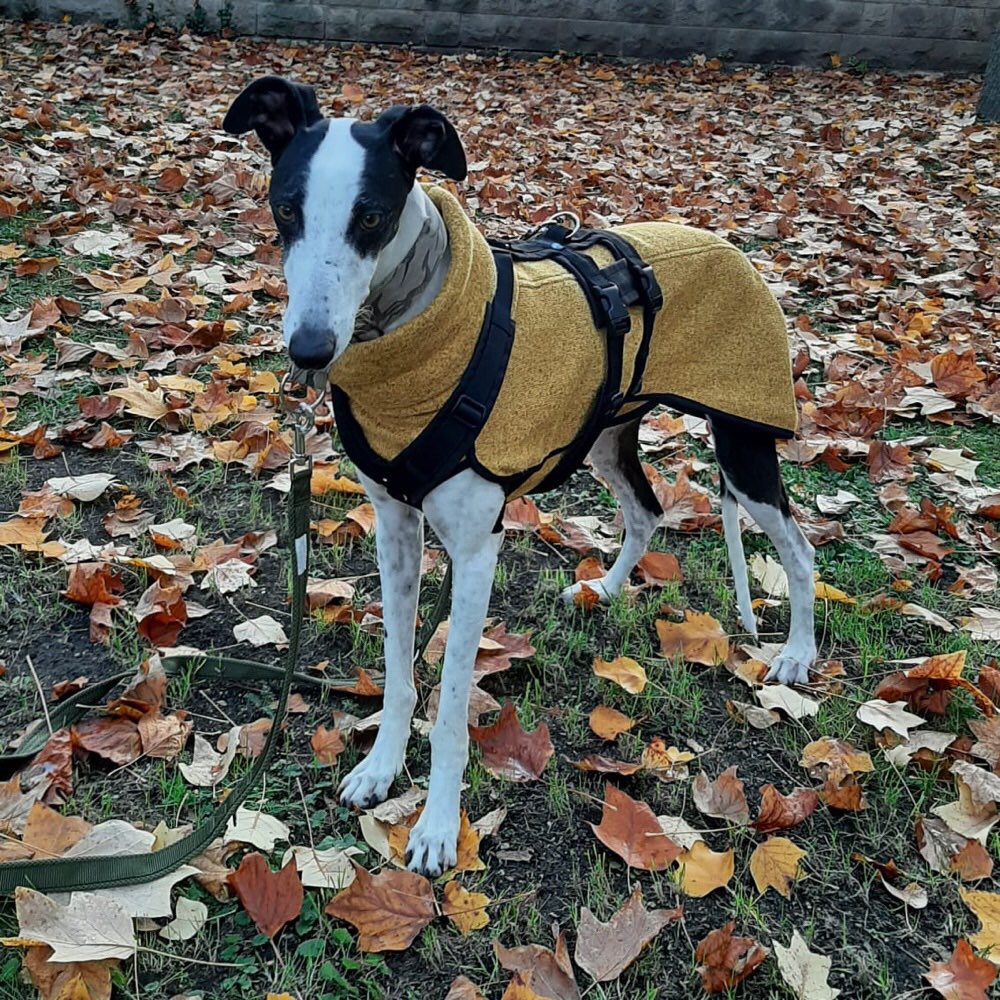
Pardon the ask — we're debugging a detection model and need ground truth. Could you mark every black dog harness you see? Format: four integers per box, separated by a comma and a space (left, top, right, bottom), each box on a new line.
332, 220, 663, 509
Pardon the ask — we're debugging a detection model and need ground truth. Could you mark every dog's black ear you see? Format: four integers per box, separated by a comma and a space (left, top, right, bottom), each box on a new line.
223, 76, 322, 164
386, 105, 467, 181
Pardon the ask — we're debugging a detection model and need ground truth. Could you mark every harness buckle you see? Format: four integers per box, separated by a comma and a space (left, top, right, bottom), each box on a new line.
636, 263, 664, 311
594, 280, 632, 337
453, 394, 488, 428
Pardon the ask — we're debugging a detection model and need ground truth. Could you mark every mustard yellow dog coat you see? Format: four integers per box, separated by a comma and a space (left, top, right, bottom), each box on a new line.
328, 187, 797, 501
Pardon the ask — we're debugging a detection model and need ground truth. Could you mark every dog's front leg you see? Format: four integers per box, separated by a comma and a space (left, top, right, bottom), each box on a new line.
405, 471, 505, 876
340, 474, 423, 809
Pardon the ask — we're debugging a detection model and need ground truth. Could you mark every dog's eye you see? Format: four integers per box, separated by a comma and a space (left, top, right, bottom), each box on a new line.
360, 211, 382, 231
275, 204, 295, 224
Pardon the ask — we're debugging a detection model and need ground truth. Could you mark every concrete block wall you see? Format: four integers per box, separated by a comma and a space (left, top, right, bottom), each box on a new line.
9, 0, 998, 71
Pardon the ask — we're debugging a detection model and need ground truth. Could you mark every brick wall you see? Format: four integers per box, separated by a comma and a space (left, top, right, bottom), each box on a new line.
12, 0, 999, 71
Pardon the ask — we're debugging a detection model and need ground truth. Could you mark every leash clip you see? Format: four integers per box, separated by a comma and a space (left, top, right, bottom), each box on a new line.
281, 370, 327, 472
528, 210, 581, 241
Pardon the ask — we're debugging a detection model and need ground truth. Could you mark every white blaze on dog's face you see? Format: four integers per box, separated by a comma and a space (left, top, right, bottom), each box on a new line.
223, 77, 467, 370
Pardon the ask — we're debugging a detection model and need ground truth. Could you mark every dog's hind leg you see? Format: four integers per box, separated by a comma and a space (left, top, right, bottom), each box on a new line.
722, 485, 759, 640
340, 474, 424, 809
407, 469, 505, 876
561, 419, 662, 604
712, 416, 816, 684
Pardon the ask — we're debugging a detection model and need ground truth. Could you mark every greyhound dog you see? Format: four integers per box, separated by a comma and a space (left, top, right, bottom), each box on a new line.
224, 76, 817, 876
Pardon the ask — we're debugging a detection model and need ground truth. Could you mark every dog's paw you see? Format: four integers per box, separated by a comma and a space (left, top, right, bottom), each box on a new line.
404, 810, 459, 878
339, 747, 402, 810
765, 647, 816, 686
561, 577, 614, 605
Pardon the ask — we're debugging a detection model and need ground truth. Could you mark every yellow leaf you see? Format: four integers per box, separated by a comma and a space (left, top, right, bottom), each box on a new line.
108, 380, 168, 421
675, 841, 734, 897
589, 705, 634, 740
655, 610, 730, 665
442, 880, 490, 935
960, 888, 1000, 961
814, 581, 856, 604
749, 836, 806, 897
593, 655, 646, 694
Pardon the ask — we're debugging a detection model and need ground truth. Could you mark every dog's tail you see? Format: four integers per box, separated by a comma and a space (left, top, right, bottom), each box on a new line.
721, 488, 759, 641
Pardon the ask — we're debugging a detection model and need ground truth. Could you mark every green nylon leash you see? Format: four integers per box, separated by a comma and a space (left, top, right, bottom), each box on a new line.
0, 417, 452, 896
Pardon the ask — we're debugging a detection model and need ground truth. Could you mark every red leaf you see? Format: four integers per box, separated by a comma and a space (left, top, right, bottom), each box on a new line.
227, 853, 303, 938
469, 702, 553, 782
589, 783, 681, 870
695, 921, 768, 993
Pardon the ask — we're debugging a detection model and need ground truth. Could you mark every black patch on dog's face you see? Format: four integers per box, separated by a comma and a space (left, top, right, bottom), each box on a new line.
346, 117, 416, 258
268, 119, 330, 251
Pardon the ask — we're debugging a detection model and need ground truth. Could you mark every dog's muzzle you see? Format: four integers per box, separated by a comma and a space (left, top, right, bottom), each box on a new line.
288, 327, 337, 370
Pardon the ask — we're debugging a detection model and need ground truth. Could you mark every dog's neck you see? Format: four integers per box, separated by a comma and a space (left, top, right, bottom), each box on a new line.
353, 185, 450, 343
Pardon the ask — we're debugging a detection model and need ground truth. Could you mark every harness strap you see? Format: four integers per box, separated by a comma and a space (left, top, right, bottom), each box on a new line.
333, 252, 516, 508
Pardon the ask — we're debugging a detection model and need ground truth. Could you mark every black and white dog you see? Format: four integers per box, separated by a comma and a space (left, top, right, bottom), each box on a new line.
224, 77, 817, 876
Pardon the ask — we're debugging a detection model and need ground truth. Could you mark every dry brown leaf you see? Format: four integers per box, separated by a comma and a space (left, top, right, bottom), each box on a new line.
589, 783, 681, 871
310, 725, 345, 765
469, 701, 553, 782
494, 925, 580, 1000
573, 887, 681, 982
924, 937, 997, 998
695, 921, 768, 993
752, 785, 821, 833
21, 803, 92, 858
23, 945, 118, 1000
692, 767, 750, 826
324, 863, 436, 951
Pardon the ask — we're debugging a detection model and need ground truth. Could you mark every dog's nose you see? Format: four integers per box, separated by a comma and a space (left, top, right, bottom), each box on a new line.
288, 328, 336, 370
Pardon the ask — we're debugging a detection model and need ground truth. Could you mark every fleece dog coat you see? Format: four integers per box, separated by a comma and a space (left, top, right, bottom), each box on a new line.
328, 187, 798, 500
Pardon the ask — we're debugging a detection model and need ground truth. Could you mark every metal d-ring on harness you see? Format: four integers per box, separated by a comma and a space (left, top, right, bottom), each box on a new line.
332, 208, 664, 509
0, 378, 451, 896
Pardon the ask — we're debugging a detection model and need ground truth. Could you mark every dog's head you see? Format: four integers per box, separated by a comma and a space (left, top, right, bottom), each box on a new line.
224, 76, 466, 369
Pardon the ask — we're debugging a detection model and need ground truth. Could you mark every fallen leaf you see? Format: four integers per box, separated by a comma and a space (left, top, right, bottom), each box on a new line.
573, 887, 681, 982
655, 610, 730, 665
158, 897, 208, 942
281, 844, 364, 889
442, 880, 491, 935
223, 806, 290, 851
857, 698, 927, 737
44, 473, 117, 502
749, 836, 807, 897
961, 888, 1000, 962
227, 853, 303, 938
635, 551, 683, 585
325, 863, 436, 951
233, 614, 288, 647
22, 946, 118, 1000
695, 921, 767, 993
692, 767, 750, 826
469, 701, 553, 782
773, 929, 841, 999
588, 705, 634, 740
445, 977, 488, 1000
310, 725, 345, 765
676, 841, 735, 897
21, 803, 92, 858
178, 729, 239, 787
752, 785, 820, 833
589, 783, 681, 870
925, 937, 997, 998
494, 926, 580, 1000
758, 684, 820, 719
592, 655, 646, 693
13, 887, 135, 961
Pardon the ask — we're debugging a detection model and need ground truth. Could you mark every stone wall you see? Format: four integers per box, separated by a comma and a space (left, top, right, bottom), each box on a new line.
12, 0, 999, 71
